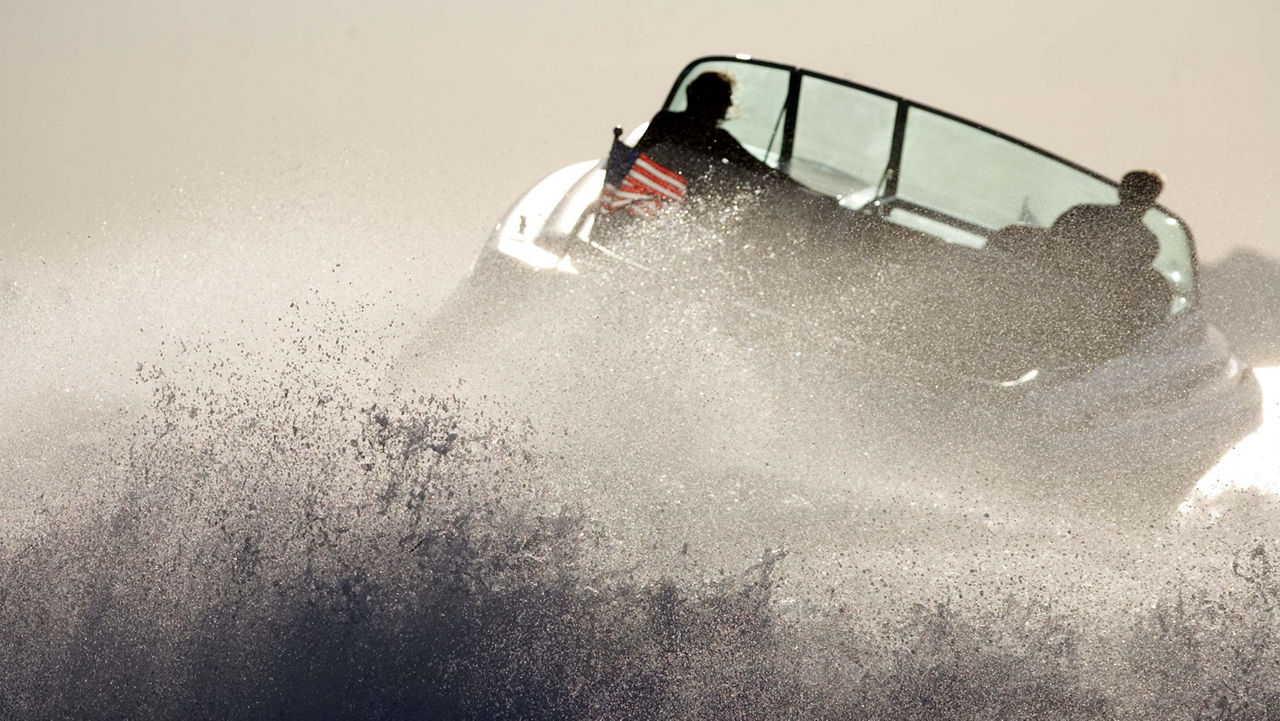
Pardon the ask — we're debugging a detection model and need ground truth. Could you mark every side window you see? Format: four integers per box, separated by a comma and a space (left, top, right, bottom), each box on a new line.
667, 61, 791, 166
1146, 209, 1197, 314
791, 76, 898, 206
896, 106, 1197, 313
897, 107, 1116, 232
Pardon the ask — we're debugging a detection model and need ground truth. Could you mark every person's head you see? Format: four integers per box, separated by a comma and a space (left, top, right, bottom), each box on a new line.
1118, 170, 1163, 207
684, 72, 734, 123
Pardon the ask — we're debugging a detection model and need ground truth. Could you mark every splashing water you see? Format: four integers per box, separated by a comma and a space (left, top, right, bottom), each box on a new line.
2, 282, 1279, 718
1183, 366, 1280, 513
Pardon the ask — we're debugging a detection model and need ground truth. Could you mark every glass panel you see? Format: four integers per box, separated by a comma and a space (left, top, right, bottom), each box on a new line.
666, 60, 791, 167
791, 75, 897, 205
1146, 209, 1197, 313
896, 106, 1198, 313
898, 107, 1116, 231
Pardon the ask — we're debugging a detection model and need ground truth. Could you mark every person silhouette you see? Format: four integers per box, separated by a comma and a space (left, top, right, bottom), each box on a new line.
635, 71, 780, 190
1050, 170, 1171, 339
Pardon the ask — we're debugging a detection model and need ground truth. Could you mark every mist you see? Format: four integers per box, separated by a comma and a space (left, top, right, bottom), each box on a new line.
3, 1, 1280, 717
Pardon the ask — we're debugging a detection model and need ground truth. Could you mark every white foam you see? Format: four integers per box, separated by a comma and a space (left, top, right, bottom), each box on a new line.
1182, 365, 1280, 515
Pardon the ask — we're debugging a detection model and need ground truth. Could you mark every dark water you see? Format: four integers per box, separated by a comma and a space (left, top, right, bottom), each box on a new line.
2, 266, 1279, 720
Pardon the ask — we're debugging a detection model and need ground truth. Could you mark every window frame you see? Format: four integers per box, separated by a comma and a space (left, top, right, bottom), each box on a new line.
660, 55, 1201, 308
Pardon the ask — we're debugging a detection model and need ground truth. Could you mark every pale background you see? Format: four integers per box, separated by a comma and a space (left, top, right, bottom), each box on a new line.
2, 0, 1278, 399
4, 5, 1280, 711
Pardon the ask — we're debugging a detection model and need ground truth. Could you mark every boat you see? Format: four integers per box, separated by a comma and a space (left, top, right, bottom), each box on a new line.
396, 55, 1262, 519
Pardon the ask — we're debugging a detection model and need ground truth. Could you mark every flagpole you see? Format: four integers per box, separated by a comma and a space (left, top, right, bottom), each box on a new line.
561, 125, 624, 256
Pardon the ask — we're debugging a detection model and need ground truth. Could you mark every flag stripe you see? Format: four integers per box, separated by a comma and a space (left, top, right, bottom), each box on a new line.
623, 167, 684, 201
632, 156, 687, 196
599, 138, 687, 216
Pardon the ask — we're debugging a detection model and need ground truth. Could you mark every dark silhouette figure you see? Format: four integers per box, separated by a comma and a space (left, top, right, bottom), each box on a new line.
635, 71, 781, 191
1050, 170, 1172, 341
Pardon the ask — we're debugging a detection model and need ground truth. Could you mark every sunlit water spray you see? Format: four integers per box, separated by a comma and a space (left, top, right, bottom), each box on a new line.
3, 221, 1279, 717
1182, 366, 1280, 515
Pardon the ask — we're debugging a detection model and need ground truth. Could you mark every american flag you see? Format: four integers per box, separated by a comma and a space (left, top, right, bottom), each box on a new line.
600, 138, 687, 216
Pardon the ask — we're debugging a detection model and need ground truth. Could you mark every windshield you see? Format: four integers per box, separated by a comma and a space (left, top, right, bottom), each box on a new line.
791, 75, 897, 207
665, 60, 791, 168
897, 107, 1115, 232
664, 57, 1199, 313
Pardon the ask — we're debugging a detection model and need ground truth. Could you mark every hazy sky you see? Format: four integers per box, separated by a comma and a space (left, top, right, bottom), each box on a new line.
5, 6, 1280, 713
5, 0, 1277, 623
4, 0, 1277, 265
